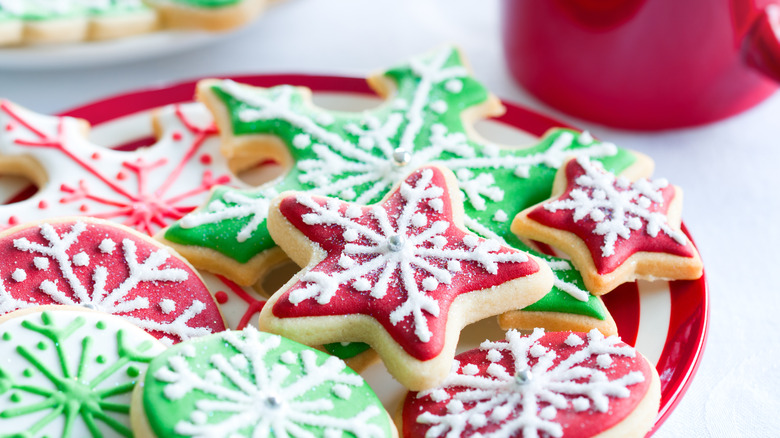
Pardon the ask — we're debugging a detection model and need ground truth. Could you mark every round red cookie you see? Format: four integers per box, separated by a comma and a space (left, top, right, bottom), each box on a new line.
0, 218, 225, 345
400, 328, 660, 438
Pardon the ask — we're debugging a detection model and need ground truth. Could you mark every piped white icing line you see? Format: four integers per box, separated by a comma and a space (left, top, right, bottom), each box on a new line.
289, 168, 529, 343
543, 157, 687, 257
416, 329, 645, 437
180, 47, 619, 242
0, 221, 211, 341
153, 327, 386, 437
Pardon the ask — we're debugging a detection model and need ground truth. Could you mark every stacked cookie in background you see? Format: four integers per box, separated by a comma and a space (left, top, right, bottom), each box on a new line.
0, 0, 268, 46
0, 47, 703, 437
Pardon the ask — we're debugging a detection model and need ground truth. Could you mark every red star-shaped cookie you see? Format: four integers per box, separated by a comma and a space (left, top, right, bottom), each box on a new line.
512, 157, 702, 295
260, 165, 553, 390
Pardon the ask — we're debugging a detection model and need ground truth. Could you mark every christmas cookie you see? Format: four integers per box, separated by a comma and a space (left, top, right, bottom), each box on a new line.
0, 0, 157, 46
0, 306, 167, 438
143, 0, 268, 32
399, 328, 661, 438
512, 157, 703, 295
0, 99, 246, 235
0, 0, 271, 46
162, 46, 650, 339
0, 218, 226, 345
131, 325, 397, 438
259, 165, 554, 390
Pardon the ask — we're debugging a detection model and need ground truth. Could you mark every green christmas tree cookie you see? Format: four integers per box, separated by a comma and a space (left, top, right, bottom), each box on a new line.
132, 326, 396, 437
161, 46, 652, 351
0, 306, 167, 438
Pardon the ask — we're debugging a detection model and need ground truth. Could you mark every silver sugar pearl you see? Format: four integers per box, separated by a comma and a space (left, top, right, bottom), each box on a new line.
515, 368, 533, 385
387, 235, 405, 252
392, 148, 412, 166
264, 394, 282, 408
81, 303, 98, 311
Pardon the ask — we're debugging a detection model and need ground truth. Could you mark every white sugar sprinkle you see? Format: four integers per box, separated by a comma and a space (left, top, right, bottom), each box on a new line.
33, 257, 49, 270
11, 268, 26, 282
99, 238, 116, 254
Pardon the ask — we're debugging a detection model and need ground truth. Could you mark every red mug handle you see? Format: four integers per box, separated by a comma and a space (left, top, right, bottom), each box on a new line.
744, 4, 780, 83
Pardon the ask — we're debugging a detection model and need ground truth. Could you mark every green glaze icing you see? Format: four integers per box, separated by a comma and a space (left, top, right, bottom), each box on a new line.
0, 0, 151, 21
165, 46, 637, 326
0, 310, 165, 438
324, 341, 371, 359
143, 326, 392, 438
170, 0, 242, 8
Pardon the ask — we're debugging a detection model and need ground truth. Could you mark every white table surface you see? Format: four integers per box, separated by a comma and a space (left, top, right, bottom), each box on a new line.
0, 0, 777, 436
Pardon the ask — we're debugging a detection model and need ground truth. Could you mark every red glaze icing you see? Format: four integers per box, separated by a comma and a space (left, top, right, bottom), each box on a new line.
403, 330, 653, 438
0, 220, 225, 343
272, 167, 541, 361
527, 159, 694, 275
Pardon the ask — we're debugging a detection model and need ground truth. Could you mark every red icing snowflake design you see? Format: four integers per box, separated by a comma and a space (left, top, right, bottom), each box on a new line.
0, 100, 237, 235
403, 329, 654, 438
526, 157, 693, 275
270, 166, 543, 361
0, 220, 225, 345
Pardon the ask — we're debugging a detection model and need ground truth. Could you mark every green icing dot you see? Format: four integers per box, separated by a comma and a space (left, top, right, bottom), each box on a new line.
2, 332, 10, 341
96, 355, 106, 364
126, 366, 140, 378
96, 321, 106, 330
10, 392, 21, 402
36, 341, 46, 351
324, 342, 370, 359
22, 369, 33, 378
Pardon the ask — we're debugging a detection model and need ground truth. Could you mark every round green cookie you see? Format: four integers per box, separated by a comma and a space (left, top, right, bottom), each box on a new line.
0, 306, 167, 438
133, 326, 396, 438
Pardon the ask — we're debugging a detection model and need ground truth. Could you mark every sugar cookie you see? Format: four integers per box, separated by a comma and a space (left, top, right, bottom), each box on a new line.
0, 218, 226, 345
399, 328, 660, 438
144, 0, 268, 32
0, 0, 157, 46
512, 157, 703, 295
0, 306, 167, 437
260, 165, 553, 390
131, 325, 397, 437
0, 0, 270, 46
0, 99, 246, 235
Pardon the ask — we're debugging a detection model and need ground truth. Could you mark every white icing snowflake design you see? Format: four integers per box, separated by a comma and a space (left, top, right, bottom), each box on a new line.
0, 221, 213, 343
178, 47, 618, 243
416, 328, 646, 438
153, 326, 387, 438
288, 167, 530, 343
543, 157, 687, 257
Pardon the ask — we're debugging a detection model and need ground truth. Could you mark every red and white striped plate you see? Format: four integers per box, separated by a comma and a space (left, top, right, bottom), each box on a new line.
4, 75, 707, 436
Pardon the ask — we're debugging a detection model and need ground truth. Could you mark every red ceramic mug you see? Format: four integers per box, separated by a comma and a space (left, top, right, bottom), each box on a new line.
502, 0, 780, 130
